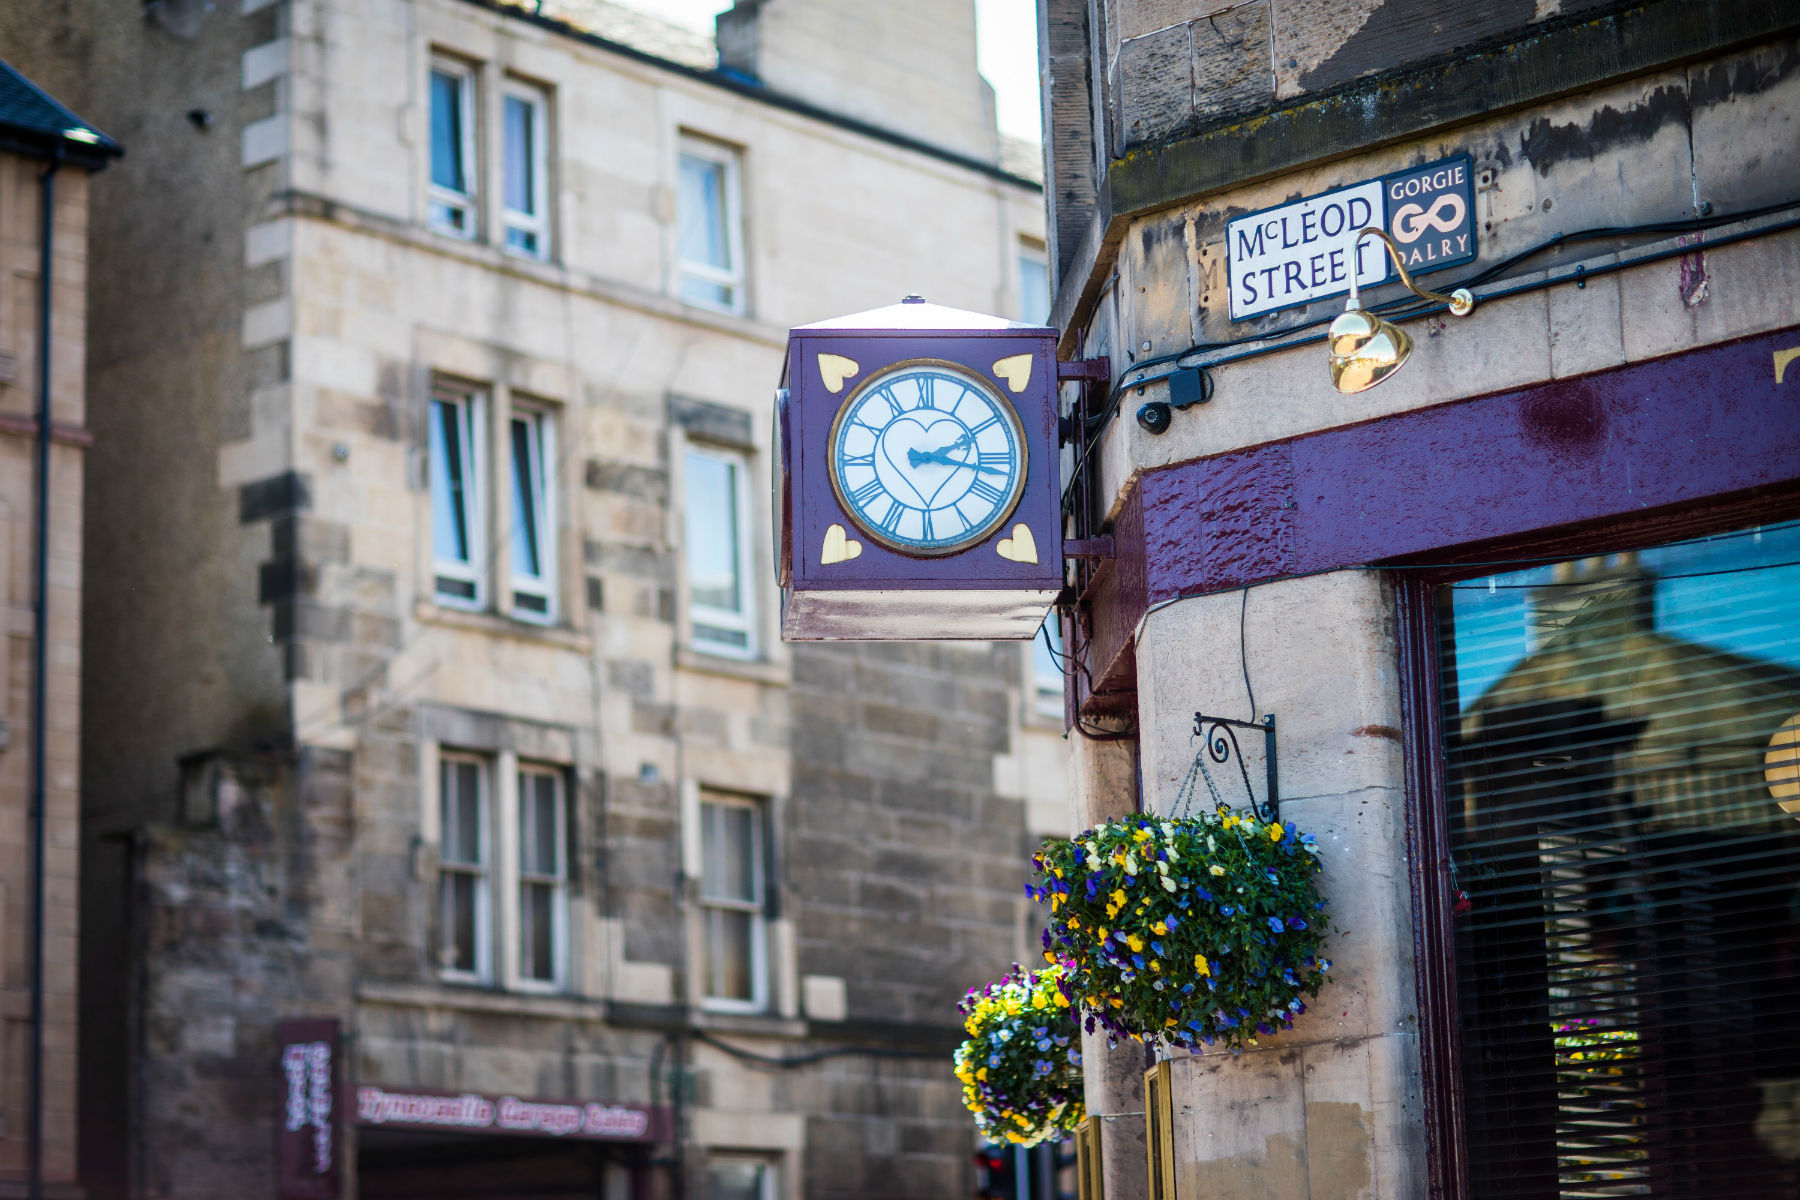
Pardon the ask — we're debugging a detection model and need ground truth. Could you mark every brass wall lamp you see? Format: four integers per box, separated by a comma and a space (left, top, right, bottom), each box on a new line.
1329, 227, 1476, 393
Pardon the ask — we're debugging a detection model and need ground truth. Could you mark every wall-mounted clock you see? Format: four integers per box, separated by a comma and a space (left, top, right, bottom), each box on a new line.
776, 297, 1067, 641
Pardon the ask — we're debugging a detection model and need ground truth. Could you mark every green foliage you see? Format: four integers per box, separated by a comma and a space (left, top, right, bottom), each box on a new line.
952, 964, 1084, 1146
1029, 809, 1330, 1052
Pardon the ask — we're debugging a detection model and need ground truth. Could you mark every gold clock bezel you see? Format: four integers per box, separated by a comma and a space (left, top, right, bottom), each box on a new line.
826, 358, 1029, 559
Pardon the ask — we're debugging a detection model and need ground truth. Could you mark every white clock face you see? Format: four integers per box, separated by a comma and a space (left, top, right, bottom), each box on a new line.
828, 361, 1028, 556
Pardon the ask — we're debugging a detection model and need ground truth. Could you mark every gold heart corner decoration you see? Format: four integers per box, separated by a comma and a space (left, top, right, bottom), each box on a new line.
996, 523, 1038, 564
818, 354, 861, 394
821, 523, 862, 565
991, 354, 1033, 393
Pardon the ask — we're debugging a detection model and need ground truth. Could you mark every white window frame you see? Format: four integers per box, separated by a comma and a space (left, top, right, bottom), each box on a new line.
501, 78, 550, 260
515, 763, 568, 991
438, 752, 492, 984
427, 56, 478, 239
698, 792, 768, 1013
676, 136, 747, 316
430, 385, 487, 609
507, 402, 557, 623
684, 444, 759, 660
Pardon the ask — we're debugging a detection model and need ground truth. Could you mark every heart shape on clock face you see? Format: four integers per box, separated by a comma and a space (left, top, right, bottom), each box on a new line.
874, 415, 974, 509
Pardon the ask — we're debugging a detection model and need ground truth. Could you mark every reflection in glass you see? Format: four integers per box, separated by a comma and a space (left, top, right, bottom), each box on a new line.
1442, 521, 1800, 1198
699, 796, 763, 1005
429, 70, 465, 193
686, 449, 753, 654
707, 1161, 767, 1200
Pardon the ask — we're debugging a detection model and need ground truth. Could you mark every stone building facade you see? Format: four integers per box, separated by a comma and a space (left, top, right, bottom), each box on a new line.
1039, 1, 1800, 1198
0, 2, 1068, 1197
0, 62, 116, 1199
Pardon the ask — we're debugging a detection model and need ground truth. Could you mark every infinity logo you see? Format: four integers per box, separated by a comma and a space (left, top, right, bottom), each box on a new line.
1391, 193, 1466, 243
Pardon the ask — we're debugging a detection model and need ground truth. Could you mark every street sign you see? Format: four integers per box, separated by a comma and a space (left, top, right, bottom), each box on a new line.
1227, 155, 1476, 321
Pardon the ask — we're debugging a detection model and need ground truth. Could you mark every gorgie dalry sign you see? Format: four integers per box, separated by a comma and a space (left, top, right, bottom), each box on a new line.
1226, 155, 1476, 321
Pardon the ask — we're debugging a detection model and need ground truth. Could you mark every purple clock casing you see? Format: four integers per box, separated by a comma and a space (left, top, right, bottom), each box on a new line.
778, 299, 1063, 641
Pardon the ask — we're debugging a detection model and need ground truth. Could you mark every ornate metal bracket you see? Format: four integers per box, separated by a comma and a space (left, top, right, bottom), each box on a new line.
1190, 713, 1279, 823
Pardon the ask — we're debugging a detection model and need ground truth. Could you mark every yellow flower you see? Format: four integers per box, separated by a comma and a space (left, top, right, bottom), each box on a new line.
1044, 950, 1057, 964
1126, 934, 1145, 953
1067, 916, 1080, 929
1054, 992, 1070, 1007
1194, 954, 1211, 977
977, 1067, 988, 1081
1165, 1017, 1178, 1027
1110, 888, 1127, 907
1269, 823, 1284, 842
1109, 997, 1123, 1008
1153, 921, 1168, 935
1097, 927, 1109, 941
1150, 960, 1161, 972
1210, 865, 1226, 877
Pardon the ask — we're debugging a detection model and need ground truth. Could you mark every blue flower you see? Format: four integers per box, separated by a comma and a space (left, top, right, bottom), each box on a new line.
1067, 1049, 1081, 1066
1151, 941, 1165, 956
1286, 917, 1307, 931
1268, 916, 1284, 933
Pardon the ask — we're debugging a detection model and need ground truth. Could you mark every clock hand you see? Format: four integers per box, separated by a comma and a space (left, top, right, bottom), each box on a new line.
906, 448, 1008, 475
907, 430, 977, 469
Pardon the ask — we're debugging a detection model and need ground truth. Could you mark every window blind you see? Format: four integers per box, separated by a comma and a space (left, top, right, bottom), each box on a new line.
1439, 520, 1800, 1198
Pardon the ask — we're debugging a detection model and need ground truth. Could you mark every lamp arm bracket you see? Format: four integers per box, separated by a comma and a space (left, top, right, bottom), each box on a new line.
1350, 227, 1476, 317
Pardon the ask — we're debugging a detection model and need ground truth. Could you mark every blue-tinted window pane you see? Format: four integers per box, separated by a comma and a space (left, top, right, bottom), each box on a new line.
681, 276, 733, 309
1441, 519, 1800, 1194
510, 417, 543, 581
504, 95, 534, 216
430, 70, 465, 193
678, 154, 730, 271
430, 399, 472, 565
685, 452, 742, 614
1019, 253, 1051, 324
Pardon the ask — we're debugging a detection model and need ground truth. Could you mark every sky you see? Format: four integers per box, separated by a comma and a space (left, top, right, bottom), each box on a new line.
612, 0, 1044, 144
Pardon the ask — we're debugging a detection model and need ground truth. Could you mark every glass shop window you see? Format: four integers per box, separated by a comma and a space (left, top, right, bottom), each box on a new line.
1438, 519, 1800, 1198
428, 57, 477, 238
698, 792, 767, 1010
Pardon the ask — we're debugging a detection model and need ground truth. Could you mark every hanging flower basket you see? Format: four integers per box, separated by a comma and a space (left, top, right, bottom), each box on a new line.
953, 963, 1085, 1146
1029, 808, 1330, 1052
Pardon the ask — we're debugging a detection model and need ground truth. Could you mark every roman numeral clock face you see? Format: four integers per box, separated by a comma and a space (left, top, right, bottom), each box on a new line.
827, 362, 1028, 557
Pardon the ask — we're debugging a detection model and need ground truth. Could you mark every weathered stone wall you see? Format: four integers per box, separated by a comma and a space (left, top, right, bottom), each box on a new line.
6, 0, 1063, 1197
1092, 0, 1635, 158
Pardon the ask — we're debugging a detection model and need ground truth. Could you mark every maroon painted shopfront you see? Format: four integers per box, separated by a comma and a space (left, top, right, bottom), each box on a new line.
1078, 325, 1800, 1197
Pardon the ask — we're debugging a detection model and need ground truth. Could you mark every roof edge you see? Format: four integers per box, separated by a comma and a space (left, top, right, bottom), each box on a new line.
458, 0, 1040, 193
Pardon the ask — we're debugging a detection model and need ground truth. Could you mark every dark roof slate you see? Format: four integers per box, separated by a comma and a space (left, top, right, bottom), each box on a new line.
0, 56, 122, 167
